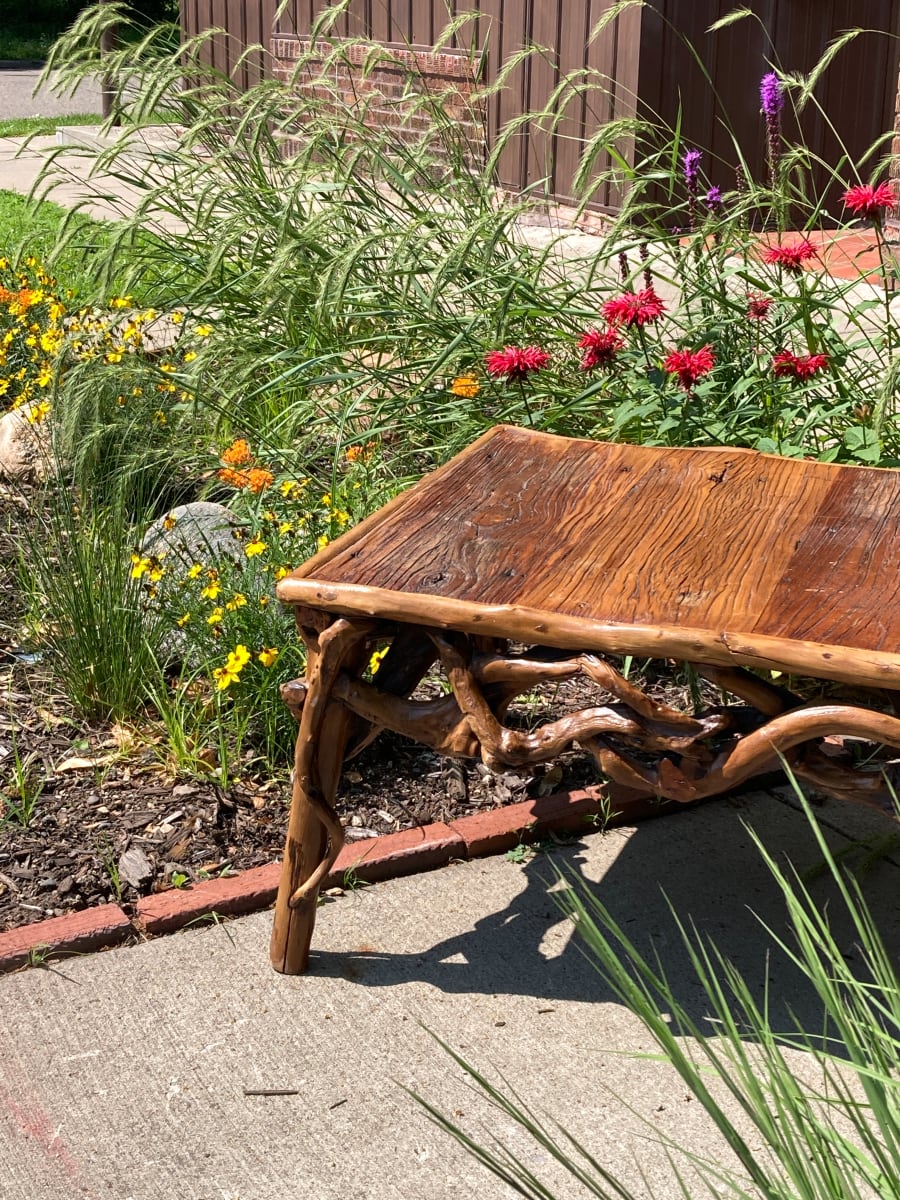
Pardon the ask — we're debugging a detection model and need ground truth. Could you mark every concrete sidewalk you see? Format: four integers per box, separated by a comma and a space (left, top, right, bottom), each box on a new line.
2, 785, 899, 1200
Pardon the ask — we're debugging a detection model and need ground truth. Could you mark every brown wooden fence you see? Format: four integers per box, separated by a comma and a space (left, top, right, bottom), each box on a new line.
180, 0, 900, 213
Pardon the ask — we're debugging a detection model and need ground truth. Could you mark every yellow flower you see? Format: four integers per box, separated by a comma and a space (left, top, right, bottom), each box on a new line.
163, 512, 178, 531
245, 537, 267, 558
170, 310, 184, 324
200, 579, 221, 600
108, 295, 132, 309
195, 324, 213, 337
259, 595, 270, 609
206, 606, 224, 626
130, 554, 151, 579
160, 362, 176, 374
154, 410, 168, 425
317, 534, 330, 550
258, 647, 279, 668
279, 479, 307, 500
331, 508, 350, 528
369, 646, 389, 674
105, 349, 124, 364
183, 350, 197, 363
278, 522, 293, 535
225, 592, 247, 611
274, 566, 289, 581
212, 643, 251, 690
187, 563, 203, 579
176, 613, 191, 627
450, 374, 480, 399
36, 366, 53, 389
25, 400, 51, 424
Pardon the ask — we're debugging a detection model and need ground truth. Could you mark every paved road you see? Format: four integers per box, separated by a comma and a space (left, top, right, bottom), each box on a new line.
0, 67, 102, 122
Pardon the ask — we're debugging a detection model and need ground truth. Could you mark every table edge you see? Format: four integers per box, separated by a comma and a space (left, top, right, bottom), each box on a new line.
275, 577, 900, 690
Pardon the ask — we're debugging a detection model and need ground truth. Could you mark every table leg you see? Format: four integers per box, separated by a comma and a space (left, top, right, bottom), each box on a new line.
270, 617, 371, 975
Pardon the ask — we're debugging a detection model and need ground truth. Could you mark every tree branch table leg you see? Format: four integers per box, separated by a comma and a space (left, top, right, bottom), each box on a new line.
270, 616, 372, 975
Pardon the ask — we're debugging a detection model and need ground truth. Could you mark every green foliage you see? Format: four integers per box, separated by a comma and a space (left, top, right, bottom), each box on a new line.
18, 487, 170, 722
9, 3, 900, 777
417, 778, 900, 1199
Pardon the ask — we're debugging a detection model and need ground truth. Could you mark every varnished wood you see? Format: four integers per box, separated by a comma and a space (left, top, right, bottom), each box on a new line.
278, 427, 900, 690
271, 428, 900, 974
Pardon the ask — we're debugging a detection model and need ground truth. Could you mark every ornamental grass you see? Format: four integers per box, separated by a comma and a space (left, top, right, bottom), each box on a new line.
7, 0, 899, 773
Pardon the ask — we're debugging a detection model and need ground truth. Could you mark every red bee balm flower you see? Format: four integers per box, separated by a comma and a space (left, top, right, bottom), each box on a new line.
843, 182, 895, 221
578, 327, 624, 371
662, 344, 715, 391
602, 288, 666, 328
747, 294, 772, 320
772, 350, 829, 380
762, 239, 816, 273
484, 345, 551, 381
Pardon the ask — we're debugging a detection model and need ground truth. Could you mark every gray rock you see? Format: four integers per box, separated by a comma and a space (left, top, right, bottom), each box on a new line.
0, 404, 54, 481
140, 501, 245, 569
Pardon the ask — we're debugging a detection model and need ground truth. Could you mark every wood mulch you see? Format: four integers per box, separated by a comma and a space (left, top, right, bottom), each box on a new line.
0, 483, 604, 933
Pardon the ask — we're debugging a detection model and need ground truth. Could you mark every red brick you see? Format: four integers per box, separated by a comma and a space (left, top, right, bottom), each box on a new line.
0, 904, 132, 973
326, 822, 464, 886
135, 862, 281, 935
449, 784, 670, 857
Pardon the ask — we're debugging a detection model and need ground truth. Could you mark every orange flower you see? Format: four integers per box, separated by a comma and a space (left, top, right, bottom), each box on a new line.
246, 468, 274, 494
217, 467, 250, 489
221, 438, 252, 466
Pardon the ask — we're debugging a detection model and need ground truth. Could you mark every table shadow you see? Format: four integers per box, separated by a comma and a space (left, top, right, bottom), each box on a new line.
310, 800, 900, 1039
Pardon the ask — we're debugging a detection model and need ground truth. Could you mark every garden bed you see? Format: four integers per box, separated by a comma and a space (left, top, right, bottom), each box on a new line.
0, 484, 607, 932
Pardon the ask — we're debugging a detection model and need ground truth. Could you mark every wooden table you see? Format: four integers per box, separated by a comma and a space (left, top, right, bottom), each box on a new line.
271, 425, 900, 973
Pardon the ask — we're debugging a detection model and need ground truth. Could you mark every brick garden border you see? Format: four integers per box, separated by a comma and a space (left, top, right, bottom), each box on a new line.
0, 782, 670, 973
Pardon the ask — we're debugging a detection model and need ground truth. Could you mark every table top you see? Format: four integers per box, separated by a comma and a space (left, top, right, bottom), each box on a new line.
277, 425, 900, 688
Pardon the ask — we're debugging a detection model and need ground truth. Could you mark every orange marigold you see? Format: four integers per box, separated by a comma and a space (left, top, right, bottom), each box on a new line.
221, 438, 252, 466
246, 468, 274, 494
218, 467, 250, 489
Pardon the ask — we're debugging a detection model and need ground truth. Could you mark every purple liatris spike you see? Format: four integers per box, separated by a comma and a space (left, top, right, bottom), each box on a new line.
760, 72, 783, 192
759, 72, 783, 117
683, 149, 702, 185
705, 186, 723, 213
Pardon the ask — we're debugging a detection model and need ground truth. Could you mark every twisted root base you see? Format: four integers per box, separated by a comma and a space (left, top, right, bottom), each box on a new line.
270, 610, 900, 973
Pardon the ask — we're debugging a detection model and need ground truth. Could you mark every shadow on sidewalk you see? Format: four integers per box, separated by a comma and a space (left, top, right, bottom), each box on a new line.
309, 798, 900, 1040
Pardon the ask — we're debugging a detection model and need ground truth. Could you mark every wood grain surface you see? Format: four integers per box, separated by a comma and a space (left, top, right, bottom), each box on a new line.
277, 427, 900, 688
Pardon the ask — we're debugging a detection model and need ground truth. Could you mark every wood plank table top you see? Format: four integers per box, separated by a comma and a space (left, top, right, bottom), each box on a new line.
277, 425, 900, 690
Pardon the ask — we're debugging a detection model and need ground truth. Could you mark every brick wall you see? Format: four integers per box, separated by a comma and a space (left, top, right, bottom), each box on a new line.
270, 36, 485, 166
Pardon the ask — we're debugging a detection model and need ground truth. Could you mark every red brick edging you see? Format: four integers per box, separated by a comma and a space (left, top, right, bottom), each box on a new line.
0, 783, 667, 972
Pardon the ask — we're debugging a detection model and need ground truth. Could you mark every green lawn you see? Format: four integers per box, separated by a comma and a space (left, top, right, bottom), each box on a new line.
0, 114, 102, 138
0, 189, 118, 301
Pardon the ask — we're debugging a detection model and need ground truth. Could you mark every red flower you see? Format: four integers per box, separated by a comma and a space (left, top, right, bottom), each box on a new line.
662, 344, 715, 391
762, 239, 817, 273
484, 345, 551, 381
578, 327, 623, 371
772, 350, 829, 380
747, 293, 772, 320
602, 287, 666, 328
843, 182, 895, 221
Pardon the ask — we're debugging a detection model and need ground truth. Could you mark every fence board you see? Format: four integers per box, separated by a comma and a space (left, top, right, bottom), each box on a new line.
181, 0, 900, 214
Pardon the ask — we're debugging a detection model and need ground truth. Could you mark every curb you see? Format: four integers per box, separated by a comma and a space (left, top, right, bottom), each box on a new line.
0, 782, 669, 972
0, 903, 133, 972
0, 60, 46, 70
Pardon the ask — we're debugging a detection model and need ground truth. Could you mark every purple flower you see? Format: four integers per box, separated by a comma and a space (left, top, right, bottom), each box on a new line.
705, 186, 723, 212
683, 149, 702, 185
760, 72, 783, 117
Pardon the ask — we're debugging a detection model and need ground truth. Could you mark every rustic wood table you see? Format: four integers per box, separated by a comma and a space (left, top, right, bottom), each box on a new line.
270, 425, 900, 974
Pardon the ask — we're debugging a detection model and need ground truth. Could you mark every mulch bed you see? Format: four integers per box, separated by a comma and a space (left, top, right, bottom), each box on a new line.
0, 482, 604, 932
0, 657, 599, 932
